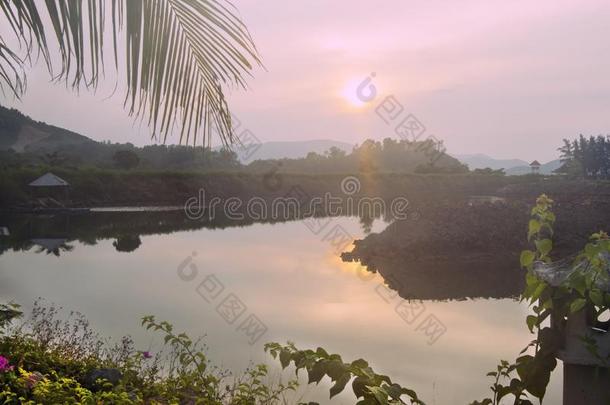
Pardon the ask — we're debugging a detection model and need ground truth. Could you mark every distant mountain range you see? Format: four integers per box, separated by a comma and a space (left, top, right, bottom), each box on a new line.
1, 105, 562, 174
452, 153, 528, 170
452, 153, 561, 175
219, 139, 354, 161
504, 159, 562, 175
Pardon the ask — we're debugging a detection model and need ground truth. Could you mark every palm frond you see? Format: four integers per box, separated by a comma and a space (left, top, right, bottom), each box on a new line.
0, 0, 261, 146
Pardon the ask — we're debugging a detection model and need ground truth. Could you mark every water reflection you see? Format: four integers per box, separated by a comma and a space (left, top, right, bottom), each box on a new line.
113, 235, 142, 253
3, 198, 608, 403
343, 198, 610, 301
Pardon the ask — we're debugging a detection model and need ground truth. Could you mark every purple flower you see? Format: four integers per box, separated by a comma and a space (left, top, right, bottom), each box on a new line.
0, 355, 13, 372
142, 351, 152, 359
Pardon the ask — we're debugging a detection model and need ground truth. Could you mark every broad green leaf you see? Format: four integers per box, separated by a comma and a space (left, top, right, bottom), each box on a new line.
520, 250, 536, 268
590, 290, 604, 306
528, 219, 541, 240
329, 373, 351, 398
279, 349, 291, 369
307, 361, 326, 384
570, 298, 587, 313
535, 239, 552, 257
367, 386, 389, 405
526, 315, 538, 333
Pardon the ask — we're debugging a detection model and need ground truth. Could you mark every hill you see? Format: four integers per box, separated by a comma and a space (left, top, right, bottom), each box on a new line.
217, 139, 354, 162
452, 153, 528, 170
505, 159, 562, 175
0, 105, 95, 152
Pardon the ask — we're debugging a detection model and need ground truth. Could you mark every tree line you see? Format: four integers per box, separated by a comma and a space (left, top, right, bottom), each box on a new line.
557, 135, 610, 178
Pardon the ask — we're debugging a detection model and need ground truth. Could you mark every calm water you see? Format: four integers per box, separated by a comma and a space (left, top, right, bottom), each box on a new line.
0, 214, 562, 404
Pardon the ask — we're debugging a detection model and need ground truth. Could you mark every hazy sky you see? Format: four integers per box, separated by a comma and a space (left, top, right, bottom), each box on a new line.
3, 0, 610, 162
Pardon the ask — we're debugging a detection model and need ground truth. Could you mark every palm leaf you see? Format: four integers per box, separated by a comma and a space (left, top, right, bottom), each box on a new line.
0, 0, 260, 146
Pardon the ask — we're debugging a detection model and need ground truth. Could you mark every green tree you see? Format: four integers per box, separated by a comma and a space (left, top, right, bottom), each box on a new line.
113, 150, 140, 170
0, 1, 260, 146
556, 135, 610, 178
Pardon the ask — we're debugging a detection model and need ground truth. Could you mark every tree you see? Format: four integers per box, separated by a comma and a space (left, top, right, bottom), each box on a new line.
113, 235, 142, 253
0, 1, 260, 146
556, 135, 610, 178
113, 150, 139, 170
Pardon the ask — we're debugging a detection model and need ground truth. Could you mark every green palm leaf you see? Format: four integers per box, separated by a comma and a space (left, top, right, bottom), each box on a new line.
0, 0, 260, 146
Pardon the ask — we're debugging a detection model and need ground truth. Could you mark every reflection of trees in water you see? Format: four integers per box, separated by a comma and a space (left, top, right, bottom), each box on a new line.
1, 205, 392, 256
32, 239, 74, 257
358, 212, 374, 234
343, 199, 610, 301
113, 235, 142, 252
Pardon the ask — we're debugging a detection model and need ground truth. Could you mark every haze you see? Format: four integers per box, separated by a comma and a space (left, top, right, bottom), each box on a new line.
3, 0, 610, 162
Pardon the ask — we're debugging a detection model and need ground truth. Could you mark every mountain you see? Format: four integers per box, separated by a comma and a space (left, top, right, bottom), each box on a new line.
0, 105, 96, 152
505, 159, 562, 175
224, 139, 354, 162
452, 153, 528, 170
452, 153, 562, 175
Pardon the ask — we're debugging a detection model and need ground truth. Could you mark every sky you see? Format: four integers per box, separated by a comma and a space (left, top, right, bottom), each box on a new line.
2, 0, 610, 162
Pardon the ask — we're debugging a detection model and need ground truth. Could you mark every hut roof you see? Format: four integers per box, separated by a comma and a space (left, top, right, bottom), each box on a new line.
31, 238, 67, 252
530, 160, 541, 167
28, 172, 69, 187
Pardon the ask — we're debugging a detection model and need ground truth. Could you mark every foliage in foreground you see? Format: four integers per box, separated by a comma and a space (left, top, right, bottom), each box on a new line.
470, 195, 610, 404
0, 305, 296, 404
264, 342, 423, 405
1, 194, 608, 404
267, 195, 609, 405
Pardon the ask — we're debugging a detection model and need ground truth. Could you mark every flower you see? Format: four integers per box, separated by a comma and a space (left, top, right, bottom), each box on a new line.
0, 355, 13, 372
25, 371, 44, 389
142, 351, 152, 359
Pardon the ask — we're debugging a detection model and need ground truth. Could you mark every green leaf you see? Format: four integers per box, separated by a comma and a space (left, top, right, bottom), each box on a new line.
307, 361, 326, 384
326, 360, 346, 381
367, 386, 389, 405
352, 376, 371, 398
590, 290, 604, 306
526, 315, 538, 333
535, 239, 552, 257
528, 219, 541, 240
385, 383, 402, 400
329, 373, 350, 398
350, 359, 369, 369
570, 298, 587, 313
520, 250, 536, 268
531, 282, 546, 301
279, 349, 291, 369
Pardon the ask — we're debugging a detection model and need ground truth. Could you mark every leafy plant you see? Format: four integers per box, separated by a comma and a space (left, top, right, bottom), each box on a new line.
264, 342, 424, 405
0, 1, 261, 145
472, 194, 610, 404
0, 302, 21, 330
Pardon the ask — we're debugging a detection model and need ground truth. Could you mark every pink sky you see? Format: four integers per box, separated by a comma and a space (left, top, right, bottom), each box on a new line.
3, 0, 610, 162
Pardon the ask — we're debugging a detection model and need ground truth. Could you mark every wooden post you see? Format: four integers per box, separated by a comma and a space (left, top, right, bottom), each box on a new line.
563, 364, 609, 404
559, 309, 610, 405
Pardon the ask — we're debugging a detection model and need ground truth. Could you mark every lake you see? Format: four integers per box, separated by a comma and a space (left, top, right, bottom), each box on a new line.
0, 212, 562, 404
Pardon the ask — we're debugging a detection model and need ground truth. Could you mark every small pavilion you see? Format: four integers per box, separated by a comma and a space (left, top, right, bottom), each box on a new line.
28, 172, 70, 206
530, 160, 541, 174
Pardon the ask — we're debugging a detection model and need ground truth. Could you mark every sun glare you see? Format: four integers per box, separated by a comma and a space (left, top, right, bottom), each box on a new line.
340, 77, 369, 108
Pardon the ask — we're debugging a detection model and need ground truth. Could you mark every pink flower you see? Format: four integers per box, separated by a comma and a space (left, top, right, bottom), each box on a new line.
26, 372, 44, 389
142, 351, 152, 359
0, 355, 13, 372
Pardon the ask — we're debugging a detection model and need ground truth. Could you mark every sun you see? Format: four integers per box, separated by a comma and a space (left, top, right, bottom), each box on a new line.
340, 77, 369, 108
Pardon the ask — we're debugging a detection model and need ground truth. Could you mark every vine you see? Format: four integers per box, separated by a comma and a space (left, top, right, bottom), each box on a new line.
472, 194, 610, 404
